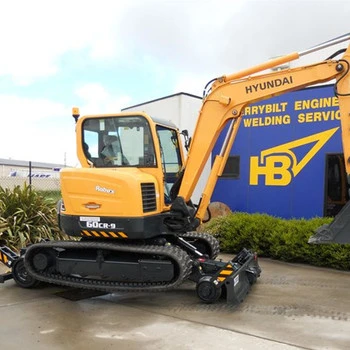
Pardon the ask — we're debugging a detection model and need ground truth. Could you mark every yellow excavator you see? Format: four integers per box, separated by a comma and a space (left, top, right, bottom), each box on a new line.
1, 33, 350, 304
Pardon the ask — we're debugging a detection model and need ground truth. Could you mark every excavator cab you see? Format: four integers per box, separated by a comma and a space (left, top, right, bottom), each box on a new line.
79, 112, 187, 207
57, 111, 195, 239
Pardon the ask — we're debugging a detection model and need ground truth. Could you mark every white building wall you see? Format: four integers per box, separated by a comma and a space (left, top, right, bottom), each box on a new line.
123, 93, 211, 204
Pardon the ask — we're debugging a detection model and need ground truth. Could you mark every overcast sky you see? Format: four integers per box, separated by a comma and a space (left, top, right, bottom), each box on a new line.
1, 0, 350, 165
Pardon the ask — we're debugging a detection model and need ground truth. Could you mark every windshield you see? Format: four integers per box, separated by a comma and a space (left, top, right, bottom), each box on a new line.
82, 116, 156, 167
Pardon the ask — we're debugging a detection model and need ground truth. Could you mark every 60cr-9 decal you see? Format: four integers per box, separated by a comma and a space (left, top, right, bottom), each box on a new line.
86, 221, 116, 229
79, 216, 127, 238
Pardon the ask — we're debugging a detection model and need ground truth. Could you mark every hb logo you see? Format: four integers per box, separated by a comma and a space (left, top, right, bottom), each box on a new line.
249, 127, 338, 186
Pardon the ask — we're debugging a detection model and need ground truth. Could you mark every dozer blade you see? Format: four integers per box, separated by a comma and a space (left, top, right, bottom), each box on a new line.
309, 200, 350, 244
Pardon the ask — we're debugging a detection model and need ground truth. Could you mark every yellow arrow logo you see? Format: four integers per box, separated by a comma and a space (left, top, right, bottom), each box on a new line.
250, 127, 339, 186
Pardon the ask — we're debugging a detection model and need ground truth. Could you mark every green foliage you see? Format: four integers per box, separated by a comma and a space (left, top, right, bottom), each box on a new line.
201, 212, 350, 270
37, 190, 62, 203
0, 184, 67, 250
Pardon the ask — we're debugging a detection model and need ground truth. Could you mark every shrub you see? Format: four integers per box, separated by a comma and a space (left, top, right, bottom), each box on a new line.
37, 190, 62, 203
201, 212, 350, 270
0, 184, 67, 250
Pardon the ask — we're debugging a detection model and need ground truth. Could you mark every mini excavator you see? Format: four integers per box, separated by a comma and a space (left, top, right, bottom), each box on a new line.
2, 33, 350, 304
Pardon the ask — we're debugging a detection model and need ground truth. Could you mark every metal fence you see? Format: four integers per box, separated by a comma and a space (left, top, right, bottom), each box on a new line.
0, 161, 63, 192
0, 177, 61, 191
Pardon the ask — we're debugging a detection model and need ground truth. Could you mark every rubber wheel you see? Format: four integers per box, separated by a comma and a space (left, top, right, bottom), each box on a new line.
196, 280, 222, 303
12, 258, 41, 288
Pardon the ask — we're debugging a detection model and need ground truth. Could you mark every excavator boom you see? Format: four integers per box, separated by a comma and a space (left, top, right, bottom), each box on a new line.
174, 33, 350, 230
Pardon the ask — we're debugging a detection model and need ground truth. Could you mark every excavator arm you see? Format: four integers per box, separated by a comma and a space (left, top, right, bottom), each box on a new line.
173, 34, 350, 228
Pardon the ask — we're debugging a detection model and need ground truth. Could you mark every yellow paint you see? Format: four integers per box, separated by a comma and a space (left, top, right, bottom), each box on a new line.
220, 270, 233, 276
298, 110, 340, 123
91, 231, 100, 237
243, 115, 291, 127
250, 155, 293, 186
244, 102, 288, 115
294, 97, 338, 110
81, 230, 127, 239
250, 127, 338, 186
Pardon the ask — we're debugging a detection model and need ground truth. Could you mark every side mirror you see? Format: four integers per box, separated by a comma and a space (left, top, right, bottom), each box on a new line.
181, 130, 191, 151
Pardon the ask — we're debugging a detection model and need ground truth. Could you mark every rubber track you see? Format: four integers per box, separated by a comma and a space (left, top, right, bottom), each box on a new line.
179, 232, 220, 259
24, 241, 193, 293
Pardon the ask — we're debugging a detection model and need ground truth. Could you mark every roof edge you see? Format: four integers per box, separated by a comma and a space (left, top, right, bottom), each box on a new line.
0, 158, 67, 168
122, 92, 202, 111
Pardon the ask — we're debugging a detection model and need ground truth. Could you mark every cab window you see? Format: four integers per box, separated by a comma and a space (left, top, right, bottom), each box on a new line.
82, 116, 156, 167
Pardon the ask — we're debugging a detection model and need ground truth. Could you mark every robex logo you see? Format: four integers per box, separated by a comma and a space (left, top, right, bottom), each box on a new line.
249, 127, 338, 186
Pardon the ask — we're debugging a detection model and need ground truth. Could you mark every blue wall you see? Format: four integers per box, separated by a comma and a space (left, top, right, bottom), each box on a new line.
212, 85, 342, 219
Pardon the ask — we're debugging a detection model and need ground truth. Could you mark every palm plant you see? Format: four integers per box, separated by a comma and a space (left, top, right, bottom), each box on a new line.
0, 184, 67, 250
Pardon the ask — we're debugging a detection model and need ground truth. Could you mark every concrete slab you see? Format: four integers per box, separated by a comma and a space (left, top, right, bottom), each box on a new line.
0, 255, 349, 350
